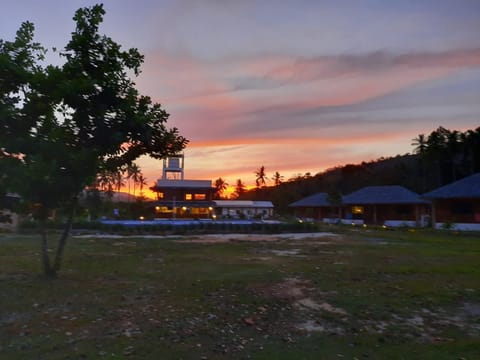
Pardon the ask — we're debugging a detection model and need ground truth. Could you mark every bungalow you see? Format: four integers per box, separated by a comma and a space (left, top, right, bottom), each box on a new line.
423, 173, 480, 231
288, 192, 340, 222
342, 185, 430, 227
213, 200, 274, 219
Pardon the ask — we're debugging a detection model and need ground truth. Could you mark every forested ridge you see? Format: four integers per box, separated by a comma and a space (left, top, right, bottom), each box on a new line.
242, 126, 480, 214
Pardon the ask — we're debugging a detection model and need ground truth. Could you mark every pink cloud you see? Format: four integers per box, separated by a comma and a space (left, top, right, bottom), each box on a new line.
133, 48, 480, 187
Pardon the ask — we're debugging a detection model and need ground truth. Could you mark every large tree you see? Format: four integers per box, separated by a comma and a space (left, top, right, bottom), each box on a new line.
0, 5, 187, 277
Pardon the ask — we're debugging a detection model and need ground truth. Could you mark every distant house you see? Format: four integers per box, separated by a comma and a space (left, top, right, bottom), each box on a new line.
342, 186, 430, 226
213, 200, 274, 219
150, 155, 215, 219
288, 193, 340, 222
423, 173, 480, 230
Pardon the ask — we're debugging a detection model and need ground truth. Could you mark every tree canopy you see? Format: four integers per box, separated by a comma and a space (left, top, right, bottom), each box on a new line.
0, 4, 187, 276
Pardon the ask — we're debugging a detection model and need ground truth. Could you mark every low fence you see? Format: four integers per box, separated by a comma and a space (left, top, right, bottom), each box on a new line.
19, 219, 323, 235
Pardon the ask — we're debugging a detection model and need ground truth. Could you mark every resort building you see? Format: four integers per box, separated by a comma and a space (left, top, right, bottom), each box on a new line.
423, 172, 480, 230
150, 155, 215, 219
213, 200, 274, 219
341, 185, 431, 226
288, 192, 340, 222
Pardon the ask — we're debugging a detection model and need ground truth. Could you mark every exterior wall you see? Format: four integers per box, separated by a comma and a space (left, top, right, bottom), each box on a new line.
293, 206, 339, 220
152, 184, 215, 219
154, 187, 214, 202
217, 206, 273, 219
433, 198, 480, 224
343, 204, 429, 225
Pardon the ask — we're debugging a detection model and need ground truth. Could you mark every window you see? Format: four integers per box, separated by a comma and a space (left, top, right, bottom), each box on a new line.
157, 192, 164, 199
191, 208, 208, 214
451, 202, 473, 215
194, 193, 206, 200
185, 194, 192, 200
352, 206, 364, 214
395, 205, 409, 215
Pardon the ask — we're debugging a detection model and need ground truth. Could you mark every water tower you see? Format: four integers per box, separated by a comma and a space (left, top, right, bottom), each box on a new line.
162, 154, 184, 180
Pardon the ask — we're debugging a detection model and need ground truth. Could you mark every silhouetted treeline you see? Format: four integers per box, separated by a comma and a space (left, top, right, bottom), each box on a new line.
241, 126, 480, 214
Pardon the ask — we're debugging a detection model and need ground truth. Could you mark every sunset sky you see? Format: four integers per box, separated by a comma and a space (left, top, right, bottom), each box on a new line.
2, 1, 480, 196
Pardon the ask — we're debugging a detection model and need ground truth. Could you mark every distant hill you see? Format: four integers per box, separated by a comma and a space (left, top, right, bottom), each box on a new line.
240, 126, 480, 214
109, 192, 138, 202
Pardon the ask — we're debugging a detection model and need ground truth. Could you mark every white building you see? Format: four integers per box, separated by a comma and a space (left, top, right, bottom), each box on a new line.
213, 200, 274, 219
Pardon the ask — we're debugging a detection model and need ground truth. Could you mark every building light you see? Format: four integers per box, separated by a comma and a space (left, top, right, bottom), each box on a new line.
185, 194, 192, 200
352, 206, 364, 214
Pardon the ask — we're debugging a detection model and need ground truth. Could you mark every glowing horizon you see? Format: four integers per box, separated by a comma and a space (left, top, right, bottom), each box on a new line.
2, 1, 480, 190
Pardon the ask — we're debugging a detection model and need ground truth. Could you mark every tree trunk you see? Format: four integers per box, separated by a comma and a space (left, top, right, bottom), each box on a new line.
52, 198, 77, 274
40, 219, 55, 277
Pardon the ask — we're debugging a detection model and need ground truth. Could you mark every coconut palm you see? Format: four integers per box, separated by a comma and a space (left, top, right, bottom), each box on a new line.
254, 165, 267, 188
126, 163, 141, 198
112, 170, 125, 192
271, 171, 284, 186
411, 134, 428, 155
234, 179, 246, 199
214, 177, 228, 199
138, 174, 148, 197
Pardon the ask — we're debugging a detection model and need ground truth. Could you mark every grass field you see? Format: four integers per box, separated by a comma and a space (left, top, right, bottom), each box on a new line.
1, 228, 479, 359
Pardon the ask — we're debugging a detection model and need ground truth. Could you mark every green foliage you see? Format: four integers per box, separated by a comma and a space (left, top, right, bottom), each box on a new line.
1, 4, 187, 215
0, 4, 187, 276
250, 126, 480, 214
1, 230, 479, 359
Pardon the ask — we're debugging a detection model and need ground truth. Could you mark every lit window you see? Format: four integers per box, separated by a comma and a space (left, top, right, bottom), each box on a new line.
157, 192, 164, 199
194, 193, 206, 200
352, 206, 364, 214
185, 194, 192, 200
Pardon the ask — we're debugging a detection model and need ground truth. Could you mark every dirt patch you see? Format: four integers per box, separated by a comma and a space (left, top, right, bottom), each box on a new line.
256, 276, 349, 335
269, 249, 304, 257
260, 277, 313, 300
294, 298, 348, 315
175, 232, 338, 244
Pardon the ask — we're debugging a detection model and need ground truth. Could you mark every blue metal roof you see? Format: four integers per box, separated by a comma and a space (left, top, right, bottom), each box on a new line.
423, 173, 480, 199
289, 192, 333, 207
342, 186, 429, 205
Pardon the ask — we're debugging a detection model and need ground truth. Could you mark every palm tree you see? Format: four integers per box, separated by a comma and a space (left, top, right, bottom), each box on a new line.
113, 170, 125, 192
234, 179, 246, 199
411, 133, 428, 191
271, 171, 284, 186
131, 164, 142, 198
138, 174, 148, 197
125, 163, 141, 198
96, 170, 111, 192
254, 165, 267, 188
411, 134, 427, 155
214, 177, 228, 199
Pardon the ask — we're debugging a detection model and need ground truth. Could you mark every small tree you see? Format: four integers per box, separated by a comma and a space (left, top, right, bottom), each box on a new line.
0, 5, 187, 277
